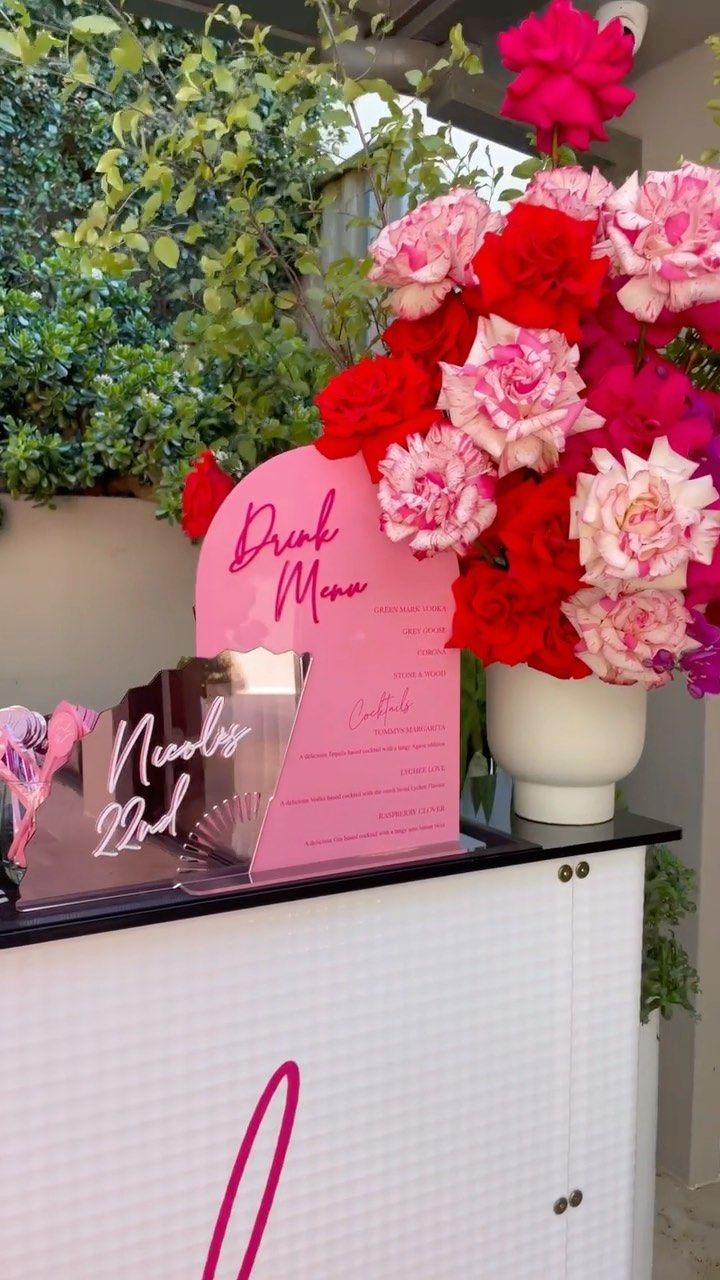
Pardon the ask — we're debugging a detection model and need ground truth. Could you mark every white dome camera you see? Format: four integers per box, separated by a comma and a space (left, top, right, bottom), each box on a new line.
595, 2, 649, 52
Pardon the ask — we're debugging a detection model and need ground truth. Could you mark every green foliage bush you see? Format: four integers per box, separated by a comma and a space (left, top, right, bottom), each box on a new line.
0, 0, 490, 518
642, 844, 700, 1024
0, 251, 327, 515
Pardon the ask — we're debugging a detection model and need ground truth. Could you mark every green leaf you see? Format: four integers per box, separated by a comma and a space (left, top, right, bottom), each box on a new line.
512, 157, 543, 180
405, 69, 424, 88
110, 32, 143, 73
96, 147, 123, 174
176, 84, 202, 104
175, 181, 197, 215
154, 235, 179, 268
0, 31, 22, 58
141, 190, 163, 224
448, 23, 468, 59
213, 66, 235, 94
71, 15, 120, 36
498, 188, 523, 202
296, 253, 318, 275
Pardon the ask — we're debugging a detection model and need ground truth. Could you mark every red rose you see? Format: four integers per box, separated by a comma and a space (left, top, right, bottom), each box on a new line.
382, 293, 478, 387
181, 450, 235, 540
529, 610, 592, 681
492, 471, 583, 597
449, 561, 549, 667
471, 203, 608, 344
314, 353, 438, 482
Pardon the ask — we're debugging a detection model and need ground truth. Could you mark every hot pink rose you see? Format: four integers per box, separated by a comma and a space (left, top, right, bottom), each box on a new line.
687, 551, 720, 611
562, 586, 697, 687
438, 313, 603, 475
524, 166, 615, 257
498, 0, 635, 154
560, 362, 715, 480
571, 437, 720, 590
377, 423, 497, 558
607, 163, 720, 323
368, 189, 502, 320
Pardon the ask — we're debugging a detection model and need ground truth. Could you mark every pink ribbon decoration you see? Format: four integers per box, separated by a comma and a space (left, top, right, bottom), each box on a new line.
1, 701, 97, 870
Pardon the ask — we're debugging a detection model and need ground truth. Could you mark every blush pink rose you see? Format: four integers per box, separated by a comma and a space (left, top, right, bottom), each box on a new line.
438, 313, 604, 476
368, 189, 502, 320
377, 423, 497, 558
571, 437, 720, 590
498, 0, 635, 154
562, 586, 697, 687
607, 163, 720, 323
524, 166, 615, 258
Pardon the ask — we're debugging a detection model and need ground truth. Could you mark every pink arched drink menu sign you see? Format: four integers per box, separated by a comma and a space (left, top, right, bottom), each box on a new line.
195, 446, 459, 875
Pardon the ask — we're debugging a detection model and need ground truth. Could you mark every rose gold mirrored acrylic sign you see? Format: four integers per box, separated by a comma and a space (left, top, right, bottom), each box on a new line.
195, 445, 460, 877
18, 650, 309, 908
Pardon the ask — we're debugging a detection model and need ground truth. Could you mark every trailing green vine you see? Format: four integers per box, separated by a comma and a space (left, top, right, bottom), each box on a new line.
642, 844, 699, 1024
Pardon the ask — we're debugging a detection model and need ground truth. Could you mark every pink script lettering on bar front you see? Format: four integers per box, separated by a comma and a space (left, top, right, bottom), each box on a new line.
202, 1061, 300, 1280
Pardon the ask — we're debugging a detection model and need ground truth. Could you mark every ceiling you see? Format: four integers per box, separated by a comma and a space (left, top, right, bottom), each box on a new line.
430, 0, 720, 79
135, 0, 720, 79
129, 0, 718, 174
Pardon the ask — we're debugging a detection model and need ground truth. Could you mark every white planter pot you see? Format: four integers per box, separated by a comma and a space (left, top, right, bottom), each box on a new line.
1, 496, 198, 714
486, 664, 648, 824
633, 1011, 660, 1280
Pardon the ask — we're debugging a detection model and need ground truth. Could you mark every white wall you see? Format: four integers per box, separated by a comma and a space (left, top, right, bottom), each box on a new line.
620, 39, 720, 1189
3, 497, 198, 715
621, 41, 718, 169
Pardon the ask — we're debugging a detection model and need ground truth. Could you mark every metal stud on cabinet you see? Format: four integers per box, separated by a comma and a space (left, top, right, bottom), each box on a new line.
558, 865, 573, 883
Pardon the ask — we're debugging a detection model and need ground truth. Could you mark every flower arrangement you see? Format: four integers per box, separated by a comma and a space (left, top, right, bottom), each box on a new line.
313, 0, 720, 700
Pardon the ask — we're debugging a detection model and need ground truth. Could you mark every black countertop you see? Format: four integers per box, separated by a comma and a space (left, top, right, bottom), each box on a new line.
0, 807, 680, 949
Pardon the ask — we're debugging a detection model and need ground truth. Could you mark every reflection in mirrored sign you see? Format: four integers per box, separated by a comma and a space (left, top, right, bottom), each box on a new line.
16, 650, 310, 910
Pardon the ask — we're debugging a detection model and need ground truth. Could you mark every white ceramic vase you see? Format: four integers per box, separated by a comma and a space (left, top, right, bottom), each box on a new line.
486, 664, 648, 825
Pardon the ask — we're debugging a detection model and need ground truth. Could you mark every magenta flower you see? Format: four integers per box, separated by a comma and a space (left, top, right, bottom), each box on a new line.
439, 313, 603, 476
571, 437, 720, 590
368, 189, 502, 320
563, 586, 696, 688
498, 0, 635, 154
681, 611, 720, 697
608, 163, 720, 323
561, 363, 716, 482
377, 423, 497, 558
590, 361, 714, 459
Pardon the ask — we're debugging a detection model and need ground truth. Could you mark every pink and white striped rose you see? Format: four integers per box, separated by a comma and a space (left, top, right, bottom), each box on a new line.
439, 313, 603, 475
368, 189, 502, 320
377, 422, 497, 558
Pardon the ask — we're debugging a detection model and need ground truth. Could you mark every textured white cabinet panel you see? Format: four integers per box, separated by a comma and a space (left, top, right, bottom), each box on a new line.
566, 847, 645, 1280
0, 862, 573, 1280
